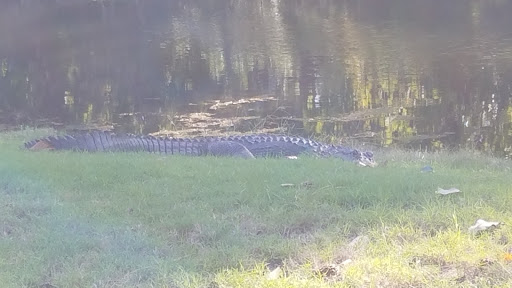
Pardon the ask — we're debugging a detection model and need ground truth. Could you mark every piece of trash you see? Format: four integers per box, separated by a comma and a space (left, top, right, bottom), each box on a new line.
468, 219, 502, 234
341, 259, 352, 265
479, 258, 494, 266
266, 266, 282, 280
301, 181, 313, 188
435, 187, 461, 195
318, 264, 338, 277
421, 165, 434, 173
287, 156, 298, 160
280, 183, 295, 188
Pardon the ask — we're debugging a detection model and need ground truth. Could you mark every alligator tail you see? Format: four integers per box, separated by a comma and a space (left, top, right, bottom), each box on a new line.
24, 131, 256, 158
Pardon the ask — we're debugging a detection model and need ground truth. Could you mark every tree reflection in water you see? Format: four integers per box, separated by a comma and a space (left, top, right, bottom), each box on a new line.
0, 0, 512, 157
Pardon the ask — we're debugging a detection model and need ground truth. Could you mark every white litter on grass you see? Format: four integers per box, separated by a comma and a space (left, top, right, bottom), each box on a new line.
341, 259, 353, 265
266, 267, 282, 280
435, 187, 461, 195
468, 219, 502, 234
280, 183, 295, 188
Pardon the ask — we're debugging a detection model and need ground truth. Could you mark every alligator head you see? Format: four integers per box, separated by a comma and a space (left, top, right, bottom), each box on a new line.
358, 151, 377, 167
327, 148, 377, 167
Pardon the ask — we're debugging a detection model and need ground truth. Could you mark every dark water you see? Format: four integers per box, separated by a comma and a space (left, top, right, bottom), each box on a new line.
1, 0, 512, 156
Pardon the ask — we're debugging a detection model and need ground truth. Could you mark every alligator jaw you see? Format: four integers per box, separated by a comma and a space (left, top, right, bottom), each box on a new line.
357, 150, 377, 167
358, 159, 378, 167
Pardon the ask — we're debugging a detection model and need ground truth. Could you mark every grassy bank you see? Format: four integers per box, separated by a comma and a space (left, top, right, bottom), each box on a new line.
1, 129, 511, 287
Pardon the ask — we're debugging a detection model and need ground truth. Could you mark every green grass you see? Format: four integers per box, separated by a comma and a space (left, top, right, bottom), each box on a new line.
1, 128, 511, 287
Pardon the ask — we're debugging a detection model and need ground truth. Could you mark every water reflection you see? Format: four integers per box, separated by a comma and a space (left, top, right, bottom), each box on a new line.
1, 0, 512, 156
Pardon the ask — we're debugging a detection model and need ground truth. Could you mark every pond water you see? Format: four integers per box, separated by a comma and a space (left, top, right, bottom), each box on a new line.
1, 0, 512, 156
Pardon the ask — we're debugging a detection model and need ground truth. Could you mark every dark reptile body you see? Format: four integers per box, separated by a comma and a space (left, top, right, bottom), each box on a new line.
24, 131, 376, 165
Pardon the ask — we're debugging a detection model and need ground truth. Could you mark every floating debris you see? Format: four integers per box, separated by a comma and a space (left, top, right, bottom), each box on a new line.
468, 219, 502, 234
209, 95, 277, 110
435, 187, 461, 195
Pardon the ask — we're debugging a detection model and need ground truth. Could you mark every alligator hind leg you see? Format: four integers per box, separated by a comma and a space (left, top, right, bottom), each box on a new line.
207, 141, 255, 159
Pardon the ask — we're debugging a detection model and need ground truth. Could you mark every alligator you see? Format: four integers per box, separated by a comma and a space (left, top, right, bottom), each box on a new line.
24, 131, 377, 167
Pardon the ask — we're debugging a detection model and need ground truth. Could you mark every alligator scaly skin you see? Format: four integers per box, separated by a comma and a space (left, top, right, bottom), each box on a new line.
24, 131, 376, 166
193, 134, 375, 166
